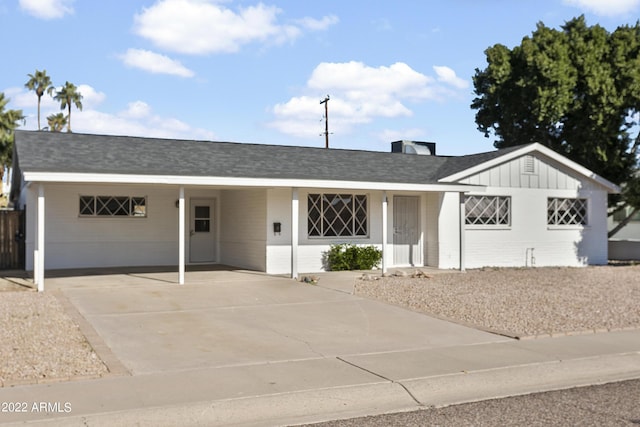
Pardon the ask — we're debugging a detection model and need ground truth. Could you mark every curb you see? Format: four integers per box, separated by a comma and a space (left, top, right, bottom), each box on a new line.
2, 353, 640, 427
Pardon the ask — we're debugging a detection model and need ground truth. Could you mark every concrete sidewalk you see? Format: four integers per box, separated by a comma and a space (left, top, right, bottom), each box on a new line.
0, 269, 639, 426
1, 331, 639, 426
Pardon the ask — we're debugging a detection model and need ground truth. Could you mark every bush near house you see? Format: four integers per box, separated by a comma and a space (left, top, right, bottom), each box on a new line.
326, 244, 382, 271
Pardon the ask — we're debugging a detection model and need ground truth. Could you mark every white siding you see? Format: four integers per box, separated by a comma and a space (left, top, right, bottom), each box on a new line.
219, 189, 267, 271
424, 192, 440, 267
295, 189, 384, 273
25, 183, 181, 270
437, 192, 462, 269
458, 154, 581, 190
266, 188, 292, 274
452, 153, 610, 268
464, 186, 609, 268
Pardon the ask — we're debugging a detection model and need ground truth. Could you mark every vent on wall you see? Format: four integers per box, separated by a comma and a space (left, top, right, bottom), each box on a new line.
523, 155, 536, 174
391, 140, 436, 155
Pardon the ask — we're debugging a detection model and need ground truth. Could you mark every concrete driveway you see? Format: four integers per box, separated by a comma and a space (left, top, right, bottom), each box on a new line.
4, 269, 640, 426
50, 269, 508, 375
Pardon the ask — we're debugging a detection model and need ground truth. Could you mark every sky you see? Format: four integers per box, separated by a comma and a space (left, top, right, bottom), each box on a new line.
1, 0, 640, 156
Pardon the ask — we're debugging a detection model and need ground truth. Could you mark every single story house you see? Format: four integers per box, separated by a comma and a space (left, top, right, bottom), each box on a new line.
11, 131, 619, 291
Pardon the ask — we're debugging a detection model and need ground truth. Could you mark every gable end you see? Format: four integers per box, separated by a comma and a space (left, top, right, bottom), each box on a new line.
456, 154, 585, 190
439, 143, 619, 193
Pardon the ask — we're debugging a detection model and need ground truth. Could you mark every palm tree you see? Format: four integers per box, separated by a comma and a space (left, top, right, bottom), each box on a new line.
0, 93, 24, 181
24, 69, 54, 131
46, 113, 67, 132
53, 81, 82, 133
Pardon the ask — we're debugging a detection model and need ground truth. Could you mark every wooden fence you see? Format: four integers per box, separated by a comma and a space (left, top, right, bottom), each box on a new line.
0, 210, 25, 269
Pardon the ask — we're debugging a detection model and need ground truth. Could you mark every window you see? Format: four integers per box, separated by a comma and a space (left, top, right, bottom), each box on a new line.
79, 196, 147, 217
193, 206, 210, 232
465, 195, 510, 226
308, 194, 368, 237
547, 198, 587, 225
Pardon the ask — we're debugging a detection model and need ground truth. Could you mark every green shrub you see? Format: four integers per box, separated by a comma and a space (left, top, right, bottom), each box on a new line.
326, 244, 382, 271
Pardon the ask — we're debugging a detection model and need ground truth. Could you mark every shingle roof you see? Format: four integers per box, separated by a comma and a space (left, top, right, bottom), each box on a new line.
13, 131, 524, 185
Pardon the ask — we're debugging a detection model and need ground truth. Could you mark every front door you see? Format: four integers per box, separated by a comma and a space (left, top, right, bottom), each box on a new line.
393, 196, 421, 266
189, 198, 217, 263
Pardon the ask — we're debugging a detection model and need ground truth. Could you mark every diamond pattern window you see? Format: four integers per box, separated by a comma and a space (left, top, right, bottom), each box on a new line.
79, 196, 147, 218
547, 198, 587, 225
465, 195, 511, 226
308, 194, 368, 237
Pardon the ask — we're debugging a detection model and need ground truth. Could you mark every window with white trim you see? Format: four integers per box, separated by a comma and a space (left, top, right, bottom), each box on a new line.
79, 196, 147, 217
465, 195, 511, 226
308, 194, 368, 237
547, 198, 587, 225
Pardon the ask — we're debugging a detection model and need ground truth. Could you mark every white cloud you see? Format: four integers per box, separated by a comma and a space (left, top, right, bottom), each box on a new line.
295, 15, 339, 31
19, 0, 74, 20
75, 84, 106, 109
433, 66, 469, 89
563, 0, 640, 15
4, 85, 215, 140
307, 62, 435, 101
124, 101, 152, 119
3, 86, 38, 109
120, 48, 195, 77
268, 61, 464, 138
134, 0, 311, 55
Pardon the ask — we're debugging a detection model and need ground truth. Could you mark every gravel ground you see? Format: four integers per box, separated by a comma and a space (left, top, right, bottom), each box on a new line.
302, 379, 640, 427
355, 265, 640, 337
0, 289, 108, 386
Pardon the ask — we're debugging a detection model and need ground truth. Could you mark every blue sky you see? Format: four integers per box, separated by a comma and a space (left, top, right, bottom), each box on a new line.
2, 0, 640, 155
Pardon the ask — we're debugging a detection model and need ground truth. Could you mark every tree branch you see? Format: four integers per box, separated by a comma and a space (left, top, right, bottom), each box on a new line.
608, 207, 639, 238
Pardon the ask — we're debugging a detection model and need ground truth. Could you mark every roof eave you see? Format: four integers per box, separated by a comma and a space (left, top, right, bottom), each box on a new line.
22, 171, 486, 193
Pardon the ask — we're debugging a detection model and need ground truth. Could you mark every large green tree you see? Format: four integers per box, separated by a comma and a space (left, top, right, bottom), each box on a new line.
24, 69, 54, 131
471, 16, 640, 236
0, 93, 24, 180
54, 81, 82, 133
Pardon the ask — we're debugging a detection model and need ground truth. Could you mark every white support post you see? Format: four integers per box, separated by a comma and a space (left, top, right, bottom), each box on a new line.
33, 250, 39, 286
382, 191, 388, 274
291, 188, 299, 279
178, 186, 185, 285
459, 192, 466, 272
37, 184, 45, 291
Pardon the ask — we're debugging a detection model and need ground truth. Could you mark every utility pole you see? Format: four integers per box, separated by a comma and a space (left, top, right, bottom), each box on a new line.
320, 95, 330, 148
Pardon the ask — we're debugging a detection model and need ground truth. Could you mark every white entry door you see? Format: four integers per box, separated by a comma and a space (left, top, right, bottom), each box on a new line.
189, 198, 217, 263
393, 196, 421, 266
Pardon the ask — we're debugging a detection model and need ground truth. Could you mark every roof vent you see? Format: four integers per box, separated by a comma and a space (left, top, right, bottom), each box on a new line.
391, 140, 436, 155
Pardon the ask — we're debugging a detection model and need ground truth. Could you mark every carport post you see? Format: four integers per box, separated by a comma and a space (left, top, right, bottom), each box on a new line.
459, 192, 466, 272
381, 192, 388, 274
291, 188, 298, 279
178, 186, 185, 285
36, 184, 45, 292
